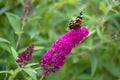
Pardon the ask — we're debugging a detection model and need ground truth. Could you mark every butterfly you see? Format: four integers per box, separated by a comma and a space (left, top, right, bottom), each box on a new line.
68, 12, 83, 30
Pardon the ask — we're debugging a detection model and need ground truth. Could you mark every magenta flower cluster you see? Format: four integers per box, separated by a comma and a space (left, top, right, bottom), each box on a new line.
16, 44, 34, 67
40, 27, 89, 76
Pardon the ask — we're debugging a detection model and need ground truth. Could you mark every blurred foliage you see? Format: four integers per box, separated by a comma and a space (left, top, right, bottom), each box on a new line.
0, 0, 120, 80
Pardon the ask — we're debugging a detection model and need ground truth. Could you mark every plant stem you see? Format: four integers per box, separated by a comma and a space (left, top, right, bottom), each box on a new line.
15, 0, 31, 49
4, 68, 9, 80
34, 67, 42, 70
16, 36, 21, 50
4, 72, 8, 80
15, 17, 26, 50
40, 75, 44, 80
12, 67, 22, 80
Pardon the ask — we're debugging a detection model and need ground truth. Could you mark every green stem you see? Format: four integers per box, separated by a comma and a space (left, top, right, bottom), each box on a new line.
15, 36, 21, 50
34, 67, 42, 70
15, 17, 26, 50
12, 67, 22, 79
40, 75, 44, 80
4, 72, 8, 80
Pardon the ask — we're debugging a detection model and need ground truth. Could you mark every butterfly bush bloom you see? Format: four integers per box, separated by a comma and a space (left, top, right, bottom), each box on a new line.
40, 27, 89, 76
16, 44, 34, 67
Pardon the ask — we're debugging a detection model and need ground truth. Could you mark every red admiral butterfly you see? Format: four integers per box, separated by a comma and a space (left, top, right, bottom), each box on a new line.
68, 12, 83, 30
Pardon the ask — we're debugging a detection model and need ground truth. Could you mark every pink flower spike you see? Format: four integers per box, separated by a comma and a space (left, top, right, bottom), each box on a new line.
16, 44, 34, 67
40, 27, 89, 76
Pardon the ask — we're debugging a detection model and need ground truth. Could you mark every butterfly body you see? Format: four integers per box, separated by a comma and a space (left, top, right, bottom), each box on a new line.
68, 12, 83, 30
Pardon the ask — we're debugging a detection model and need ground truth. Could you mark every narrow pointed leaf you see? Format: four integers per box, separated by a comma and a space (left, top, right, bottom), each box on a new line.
10, 46, 18, 60
6, 12, 21, 33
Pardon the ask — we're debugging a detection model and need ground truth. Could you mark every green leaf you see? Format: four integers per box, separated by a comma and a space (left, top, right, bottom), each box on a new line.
72, 57, 79, 63
23, 67, 37, 80
88, 30, 96, 37
8, 76, 14, 80
28, 16, 41, 22
0, 37, 11, 52
0, 70, 14, 75
93, 74, 104, 80
0, 71, 9, 74
10, 46, 18, 60
99, 2, 107, 14
14, 68, 22, 76
25, 63, 39, 67
0, 37, 10, 44
34, 46, 44, 50
103, 61, 120, 77
96, 27, 103, 39
6, 12, 21, 33
89, 53, 98, 76
0, 6, 10, 15
77, 74, 92, 79
0, 42, 11, 53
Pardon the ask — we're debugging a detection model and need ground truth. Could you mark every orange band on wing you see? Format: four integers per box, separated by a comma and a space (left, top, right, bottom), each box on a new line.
76, 18, 82, 22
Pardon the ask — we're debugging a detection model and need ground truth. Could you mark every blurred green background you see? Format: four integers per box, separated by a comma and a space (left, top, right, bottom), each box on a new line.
0, 0, 120, 80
